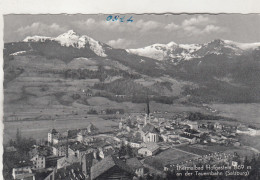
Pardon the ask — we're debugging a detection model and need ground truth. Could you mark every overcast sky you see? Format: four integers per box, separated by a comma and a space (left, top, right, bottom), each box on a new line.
4, 14, 260, 48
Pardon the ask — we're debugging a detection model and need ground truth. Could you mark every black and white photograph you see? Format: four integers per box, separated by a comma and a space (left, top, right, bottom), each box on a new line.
2, 13, 260, 179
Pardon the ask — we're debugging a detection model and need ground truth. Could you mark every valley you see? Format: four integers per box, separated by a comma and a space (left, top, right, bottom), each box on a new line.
3, 31, 260, 145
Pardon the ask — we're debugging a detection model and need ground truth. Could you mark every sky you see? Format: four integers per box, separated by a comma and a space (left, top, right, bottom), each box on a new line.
4, 14, 260, 48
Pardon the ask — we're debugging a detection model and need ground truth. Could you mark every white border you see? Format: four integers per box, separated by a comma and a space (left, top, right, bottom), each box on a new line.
0, 0, 260, 179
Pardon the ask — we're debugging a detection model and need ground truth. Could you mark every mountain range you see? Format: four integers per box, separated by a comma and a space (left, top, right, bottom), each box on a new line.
127, 39, 260, 64
3, 30, 260, 106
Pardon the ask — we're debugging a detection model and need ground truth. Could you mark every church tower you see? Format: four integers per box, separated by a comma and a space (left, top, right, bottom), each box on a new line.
145, 95, 151, 124
146, 95, 150, 116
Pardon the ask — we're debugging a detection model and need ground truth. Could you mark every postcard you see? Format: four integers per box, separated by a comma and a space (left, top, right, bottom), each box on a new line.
1, 1, 260, 180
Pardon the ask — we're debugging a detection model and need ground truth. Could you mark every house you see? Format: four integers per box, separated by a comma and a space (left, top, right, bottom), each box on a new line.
82, 152, 95, 178
55, 163, 85, 180
99, 145, 115, 159
48, 129, 59, 144
77, 130, 87, 143
52, 144, 67, 157
222, 124, 237, 133
179, 134, 197, 144
12, 161, 35, 180
29, 145, 49, 159
91, 155, 134, 180
31, 154, 46, 170
77, 124, 99, 142
186, 120, 198, 130
67, 129, 81, 139
35, 170, 55, 180
214, 122, 223, 130
128, 142, 141, 148
138, 143, 159, 157
52, 136, 67, 145
126, 157, 144, 177
68, 142, 89, 158
184, 129, 202, 138
140, 123, 160, 143
57, 155, 80, 169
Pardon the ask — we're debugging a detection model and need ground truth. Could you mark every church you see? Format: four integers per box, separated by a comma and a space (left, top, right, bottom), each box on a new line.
140, 97, 160, 143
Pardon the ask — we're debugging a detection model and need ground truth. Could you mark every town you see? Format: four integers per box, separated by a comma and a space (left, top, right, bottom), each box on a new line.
3, 101, 260, 180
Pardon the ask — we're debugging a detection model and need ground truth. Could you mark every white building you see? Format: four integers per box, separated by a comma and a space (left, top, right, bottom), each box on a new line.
48, 129, 59, 144
53, 145, 67, 156
186, 120, 198, 130
140, 123, 160, 143
138, 143, 159, 157
129, 142, 141, 148
12, 163, 35, 180
53, 136, 67, 145
31, 154, 45, 170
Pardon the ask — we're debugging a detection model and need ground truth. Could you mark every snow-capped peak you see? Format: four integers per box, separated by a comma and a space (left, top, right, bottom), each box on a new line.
127, 39, 260, 63
23, 30, 107, 57
167, 41, 178, 47
223, 40, 260, 50
23, 35, 52, 42
127, 41, 201, 62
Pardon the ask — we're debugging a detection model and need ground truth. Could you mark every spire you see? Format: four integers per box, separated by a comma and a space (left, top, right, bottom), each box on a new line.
146, 94, 150, 116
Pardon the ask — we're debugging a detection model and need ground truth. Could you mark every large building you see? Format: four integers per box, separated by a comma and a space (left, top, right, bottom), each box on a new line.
90, 155, 134, 180
140, 123, 160, 143
138, 143, 159, 157
52, 144, 67, 157
31, 154, 46, 170
12, 161, 35, 180
48, 129, 59, 144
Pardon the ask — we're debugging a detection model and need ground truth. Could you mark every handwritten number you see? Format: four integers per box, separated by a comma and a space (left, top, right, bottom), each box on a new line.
106, 16, 113, 21
113, 16, 119, 21
107, 15, 133, 22
127, 16, 133, 22
120, 16, 125, 22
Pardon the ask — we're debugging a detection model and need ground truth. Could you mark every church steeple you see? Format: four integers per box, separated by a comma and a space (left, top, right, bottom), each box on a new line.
146, 95, 150, 116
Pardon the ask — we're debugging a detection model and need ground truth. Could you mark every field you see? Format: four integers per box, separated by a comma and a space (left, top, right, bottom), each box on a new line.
144, 148, 197, 170
192, 144, 236, 152
237, 134, 260, 151
175, 145, 213, 156
193, 144, 257, 159
3, 116, 118, 144
210, 103, 260, 126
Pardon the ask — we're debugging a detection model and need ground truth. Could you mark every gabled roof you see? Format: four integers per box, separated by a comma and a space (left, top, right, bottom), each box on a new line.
180, 133, 196, 139
35, 170, 54, 180
142, 123, 159, 134
91, 155, 134, 180
69, 142, 88, 152
55, 163, 85, 180
145, 143, 159, 152
126, 157, 143, 169
57, 155, 80, 169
